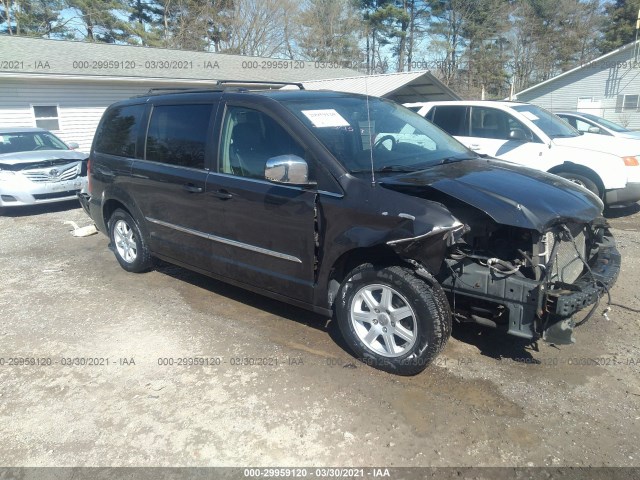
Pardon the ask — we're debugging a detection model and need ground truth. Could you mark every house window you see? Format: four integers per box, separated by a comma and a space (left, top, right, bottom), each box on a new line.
623, 95, 639, 111
32, 105, 60, 130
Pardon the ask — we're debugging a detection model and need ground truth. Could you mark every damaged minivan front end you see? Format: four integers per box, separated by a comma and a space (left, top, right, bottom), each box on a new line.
381, 158, 620, 345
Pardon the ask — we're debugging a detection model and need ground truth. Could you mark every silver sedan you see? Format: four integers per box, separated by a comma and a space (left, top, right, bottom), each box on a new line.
0, 128, 87, 209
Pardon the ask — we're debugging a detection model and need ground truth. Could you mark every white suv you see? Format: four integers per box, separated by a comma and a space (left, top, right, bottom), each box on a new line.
405, 101, 640, 206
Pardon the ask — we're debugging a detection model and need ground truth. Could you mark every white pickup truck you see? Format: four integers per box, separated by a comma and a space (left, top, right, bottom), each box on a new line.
404, 100, 640, 206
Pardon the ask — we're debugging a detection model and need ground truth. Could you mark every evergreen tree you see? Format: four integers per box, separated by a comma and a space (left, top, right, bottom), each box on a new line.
11, 0, 66, 37
65, 0, 130, 42
126, 0, 163, 46
601, 0, 640, 53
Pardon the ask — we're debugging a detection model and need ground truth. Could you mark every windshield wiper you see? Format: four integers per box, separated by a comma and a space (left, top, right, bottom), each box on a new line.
374, 165, 419, 173
549, 133, 578, 138
439, 155, 476, 165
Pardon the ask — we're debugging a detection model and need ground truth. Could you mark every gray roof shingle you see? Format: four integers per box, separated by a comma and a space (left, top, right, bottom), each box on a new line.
0, 36, 360, 82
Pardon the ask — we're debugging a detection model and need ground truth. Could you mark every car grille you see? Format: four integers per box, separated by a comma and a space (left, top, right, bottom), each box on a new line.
545, 225, 586, 284
22, 163, 80, 183
33, 190, 81, 200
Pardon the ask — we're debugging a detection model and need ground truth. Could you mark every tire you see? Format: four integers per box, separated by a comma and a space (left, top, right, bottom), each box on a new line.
556, 172, 601, 198
108, 209, 153, 273
336, 264, 451, 375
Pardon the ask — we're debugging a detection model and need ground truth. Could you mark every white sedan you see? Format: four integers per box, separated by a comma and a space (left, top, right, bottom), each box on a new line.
0, 128, 87, 209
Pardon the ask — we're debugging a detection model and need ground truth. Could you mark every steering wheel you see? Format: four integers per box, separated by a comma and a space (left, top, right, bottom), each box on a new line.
33, 145, 49, 150
373, 135, 397, 151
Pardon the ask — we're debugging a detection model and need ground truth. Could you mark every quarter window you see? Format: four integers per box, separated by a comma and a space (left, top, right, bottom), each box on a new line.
33, 105, 60, 131
95, 104, 145, 158
145, 104, 212, 169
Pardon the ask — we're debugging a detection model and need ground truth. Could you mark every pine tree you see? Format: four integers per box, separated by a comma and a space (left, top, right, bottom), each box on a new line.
65, 0, 130, 42
601, 0, 640, 53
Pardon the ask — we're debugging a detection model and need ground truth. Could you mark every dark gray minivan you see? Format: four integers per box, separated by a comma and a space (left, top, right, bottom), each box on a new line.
80, 85, 620, 375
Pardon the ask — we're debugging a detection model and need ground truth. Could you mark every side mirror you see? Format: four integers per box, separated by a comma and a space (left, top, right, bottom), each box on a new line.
508, 128, 526, 141
588, 126, 601, 134
67, 142, 80, 150
265, 155, 313, 186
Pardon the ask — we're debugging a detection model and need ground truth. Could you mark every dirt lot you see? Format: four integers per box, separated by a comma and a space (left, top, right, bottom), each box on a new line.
0, 200, 639, 468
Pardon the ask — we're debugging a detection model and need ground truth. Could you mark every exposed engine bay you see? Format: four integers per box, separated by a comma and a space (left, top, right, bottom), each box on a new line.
435, 211, 617, 345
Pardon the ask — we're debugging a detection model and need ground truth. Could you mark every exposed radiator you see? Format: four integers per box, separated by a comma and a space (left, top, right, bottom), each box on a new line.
544, 225, 586, 284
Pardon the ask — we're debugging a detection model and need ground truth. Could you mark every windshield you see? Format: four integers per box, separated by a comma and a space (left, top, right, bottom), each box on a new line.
281, 96, 474, 173
0, 131, 69, 154
579, 113, 631, 133
512, 104, 579, 139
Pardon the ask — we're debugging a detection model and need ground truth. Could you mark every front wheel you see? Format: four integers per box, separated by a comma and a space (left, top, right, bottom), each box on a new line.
108, 209, 153, 273
336, 264, 451, 375
556, 172, 601, 198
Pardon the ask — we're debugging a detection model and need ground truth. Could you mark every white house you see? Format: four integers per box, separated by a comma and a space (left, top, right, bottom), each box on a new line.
514, 41, 640, 130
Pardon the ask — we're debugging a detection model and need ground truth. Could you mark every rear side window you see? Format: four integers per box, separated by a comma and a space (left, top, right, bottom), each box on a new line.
95, 104, 145, 157
470, 107, 509, 139
145, 104, 212, 169
431, 106, 467, 136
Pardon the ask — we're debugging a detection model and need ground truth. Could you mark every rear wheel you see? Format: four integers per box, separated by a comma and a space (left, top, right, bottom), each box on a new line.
336, 264, 451, 375
556, 172, 601, 198
108, 209, 152, 273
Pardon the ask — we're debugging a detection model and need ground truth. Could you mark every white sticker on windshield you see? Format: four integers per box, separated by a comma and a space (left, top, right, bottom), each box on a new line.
520, 111, 539, 121
0, 136, 4, 143
301, 109, 350, 128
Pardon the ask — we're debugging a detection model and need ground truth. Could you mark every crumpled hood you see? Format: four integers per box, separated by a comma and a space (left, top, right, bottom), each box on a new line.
552, 133, 640, 156
380, 158, 603, 232
0, 149, 87, 165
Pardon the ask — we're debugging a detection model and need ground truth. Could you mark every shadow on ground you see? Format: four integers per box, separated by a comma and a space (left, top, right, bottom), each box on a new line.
0, 200, 82, 217
604, 202, 640, 219
451, 322, 540, 363
156, 260, 539, 365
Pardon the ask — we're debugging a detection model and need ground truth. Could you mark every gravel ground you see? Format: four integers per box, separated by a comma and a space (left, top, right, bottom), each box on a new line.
0, 200, 639, 468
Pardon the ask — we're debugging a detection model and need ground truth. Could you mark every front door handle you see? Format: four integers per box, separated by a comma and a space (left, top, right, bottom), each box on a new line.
210, 189, 233, 200
183, 183, 203, 193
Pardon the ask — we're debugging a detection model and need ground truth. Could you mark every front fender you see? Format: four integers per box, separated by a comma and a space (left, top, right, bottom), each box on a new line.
549, 145, 627, 190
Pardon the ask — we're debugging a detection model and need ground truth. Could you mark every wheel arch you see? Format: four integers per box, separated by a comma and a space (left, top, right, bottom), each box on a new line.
548, 163, 605, 196
103, 198, 131, 228
326, 245, 406, 309
101, 189, 146, 233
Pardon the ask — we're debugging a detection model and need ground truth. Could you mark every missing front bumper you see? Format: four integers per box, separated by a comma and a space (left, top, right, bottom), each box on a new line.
438, 233, 621, 340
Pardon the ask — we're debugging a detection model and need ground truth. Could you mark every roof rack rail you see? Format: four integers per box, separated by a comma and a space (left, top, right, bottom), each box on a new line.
131, 81, 304, 98
216, 80, 305, 90
144, 87, 223, 95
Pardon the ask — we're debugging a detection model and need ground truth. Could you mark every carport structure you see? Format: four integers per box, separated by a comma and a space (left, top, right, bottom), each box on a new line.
292, 71, 461, 103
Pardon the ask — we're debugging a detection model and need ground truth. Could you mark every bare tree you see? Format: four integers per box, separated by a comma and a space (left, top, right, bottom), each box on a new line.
220, 0, 299, 57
